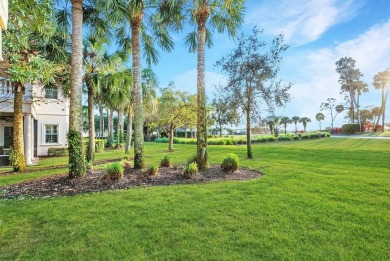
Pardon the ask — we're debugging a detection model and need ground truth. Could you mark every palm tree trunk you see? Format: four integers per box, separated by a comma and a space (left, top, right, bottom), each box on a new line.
196, 9, 209, 170
99, 102, 104, 138
107, 108, 113, 147
12, 83, 26, 172
86, 86, 95, 163
125, 106, 133, 154
246, 109, 252, 158
131, 18, 145, 169
69, 0, 85, 177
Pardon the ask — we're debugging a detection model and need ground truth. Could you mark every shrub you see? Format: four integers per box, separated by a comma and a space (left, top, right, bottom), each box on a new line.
48, 147, 68, 157
267, 136, 276, 142
342, 124, 360, 134
293, 135, 300, 140
104, 162, 124, 180
144, 164, 159, 177
221, 153, 239, 173
8, 147, 23, 170
183, 162, 198, 178
95, 139, 105, 152
121, 159, 132, 168
330, 127, 342, 134
160, 155, 172, 167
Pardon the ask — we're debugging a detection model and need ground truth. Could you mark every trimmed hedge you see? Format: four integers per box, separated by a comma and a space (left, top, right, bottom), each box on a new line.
342, 124, 361, 134
48, 147, 68, 157
155, 132, 330, 146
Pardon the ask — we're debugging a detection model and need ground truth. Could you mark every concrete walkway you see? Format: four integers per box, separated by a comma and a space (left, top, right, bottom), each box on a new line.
331, 134, 390, 139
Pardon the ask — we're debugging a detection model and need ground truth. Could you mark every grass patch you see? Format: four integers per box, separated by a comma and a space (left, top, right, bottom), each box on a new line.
0, 139, 389, 259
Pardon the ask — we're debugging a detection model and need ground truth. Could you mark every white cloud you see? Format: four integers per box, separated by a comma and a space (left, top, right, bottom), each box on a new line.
280, 18, 390, 130
246, 0, 362, 45
173, 69, 227, 98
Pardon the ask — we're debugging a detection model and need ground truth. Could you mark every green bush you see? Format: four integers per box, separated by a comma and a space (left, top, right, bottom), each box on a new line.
8, 147, 22, 170
95, 139, 105, 152
144, 164, 159, 177
84, 139, 105, 153
160, 155, 172, 167
48, 147, 68, 157
293, 135, 300, 140
183, 162, 198, 178
221, 153, 239, 173
342, 124, 361, 134
104, 162, 124, 180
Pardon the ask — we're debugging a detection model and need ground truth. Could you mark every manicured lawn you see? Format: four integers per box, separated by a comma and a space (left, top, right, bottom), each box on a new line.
0, 138, 389, 260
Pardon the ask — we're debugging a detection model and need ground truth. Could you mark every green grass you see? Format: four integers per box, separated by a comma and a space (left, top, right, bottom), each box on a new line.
0, 138, 389, 260
361, 130, 390, 137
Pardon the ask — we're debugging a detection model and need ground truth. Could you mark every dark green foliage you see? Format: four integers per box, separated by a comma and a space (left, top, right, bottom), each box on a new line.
8, 147, 23, 172
67, 128, 86, 178
183, 162, 198, 179
104, 162, 124, 180
160, 155, 172, 168
221, 153, 239, 173
342, 124, 361, 134
48, 148, 68, 157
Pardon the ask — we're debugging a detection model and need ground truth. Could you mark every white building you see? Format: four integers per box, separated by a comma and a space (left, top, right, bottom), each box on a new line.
0, 83, 69, 164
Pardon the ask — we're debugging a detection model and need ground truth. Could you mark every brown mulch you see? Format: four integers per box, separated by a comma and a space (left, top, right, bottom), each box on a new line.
0, 166, 262, 199
0, 158, 122, 176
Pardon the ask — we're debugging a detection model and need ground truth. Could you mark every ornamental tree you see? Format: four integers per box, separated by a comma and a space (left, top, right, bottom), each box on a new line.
217, 27, 291, 158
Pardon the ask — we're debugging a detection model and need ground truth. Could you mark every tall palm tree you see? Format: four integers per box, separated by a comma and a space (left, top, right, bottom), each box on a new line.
299, 117, 311, 133
83, 36, 126, 162
291, 116, 300, 132
183, 0, 245, 169
315, 113, 325, 131
280, 116, 291, 134
57, 0, 111, 176
373, 69, 390, 132
103, 0, 181, 168
68, 0, 85, 177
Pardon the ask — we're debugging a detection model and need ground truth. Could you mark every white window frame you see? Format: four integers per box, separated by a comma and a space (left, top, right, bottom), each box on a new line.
43, 124, 60, 145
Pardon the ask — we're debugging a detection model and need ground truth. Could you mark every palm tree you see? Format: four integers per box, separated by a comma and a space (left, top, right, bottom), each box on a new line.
83, 36, 126, 162
373, 69, 390, 132
315, 113, 325, 131
103, 0, 181, 169
280, 116, 291, 134
291, 116, 300, 132
299, 117, 311, 133
183, 0, 245, 169
68, 0, 86, 177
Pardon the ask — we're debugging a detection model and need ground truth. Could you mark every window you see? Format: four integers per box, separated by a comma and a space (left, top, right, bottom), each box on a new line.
45, 86, 58, 99
45, 125, 58, 144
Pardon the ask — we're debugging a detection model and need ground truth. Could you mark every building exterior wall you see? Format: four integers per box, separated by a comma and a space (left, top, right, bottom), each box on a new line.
0, 0, 8, 30
0, 82, 69, 157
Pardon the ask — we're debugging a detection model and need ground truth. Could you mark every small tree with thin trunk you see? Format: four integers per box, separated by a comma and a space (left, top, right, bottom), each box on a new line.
211, 91, 239, 137
320, 98, 344, 129
216, 27, 291, 158
154, 84, 191, 151
315, 113, 325, 131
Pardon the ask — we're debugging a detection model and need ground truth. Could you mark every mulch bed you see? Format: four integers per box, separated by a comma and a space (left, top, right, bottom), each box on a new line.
0, 166, 262, 199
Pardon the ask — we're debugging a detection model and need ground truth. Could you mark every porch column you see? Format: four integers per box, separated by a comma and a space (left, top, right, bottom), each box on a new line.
24, 113, 33, 165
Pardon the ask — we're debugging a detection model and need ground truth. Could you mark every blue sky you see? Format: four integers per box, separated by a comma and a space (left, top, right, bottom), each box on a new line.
146, 0, 390, 131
